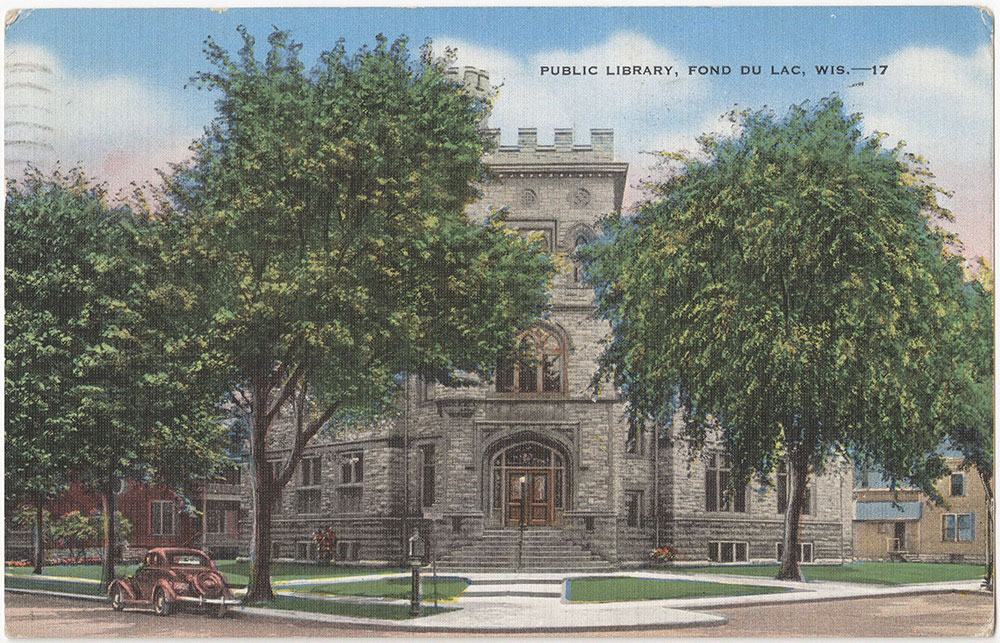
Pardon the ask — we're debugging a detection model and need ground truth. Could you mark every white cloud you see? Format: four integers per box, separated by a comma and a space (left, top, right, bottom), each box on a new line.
438, 31, 707, 146
5, 44, 200, 194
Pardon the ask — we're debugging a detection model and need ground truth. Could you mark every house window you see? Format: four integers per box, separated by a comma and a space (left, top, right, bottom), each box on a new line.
943, 513, 975, 542
709, 541, 748, 563
776, 542, 814, 563
706, 454, 746, 513
297, 456, 322, 514
496, 326, 565, 394
206, 504, 227, 534
150, 500, 175, 536
625, 490, 644, 528
341, 452, 363, 484
950, 473, 965, 497
625, 417, 644, 455
421, 445, 436, 507
776, 461, 811, 515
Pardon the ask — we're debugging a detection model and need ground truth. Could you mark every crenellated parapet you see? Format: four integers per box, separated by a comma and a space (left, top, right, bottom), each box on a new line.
444, 65, 492, 102
483, 128, 616, 163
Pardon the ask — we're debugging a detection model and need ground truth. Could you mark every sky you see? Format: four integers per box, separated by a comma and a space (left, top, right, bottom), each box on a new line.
4, 6, 994, 261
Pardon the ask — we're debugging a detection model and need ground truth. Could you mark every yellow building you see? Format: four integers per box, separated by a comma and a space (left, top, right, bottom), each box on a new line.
854, 459, 989, 564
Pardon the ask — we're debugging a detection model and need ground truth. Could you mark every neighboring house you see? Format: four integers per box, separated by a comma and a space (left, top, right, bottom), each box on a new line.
854, 458, 988, 564
5, 467, 243, 562
246, 66, 855, 569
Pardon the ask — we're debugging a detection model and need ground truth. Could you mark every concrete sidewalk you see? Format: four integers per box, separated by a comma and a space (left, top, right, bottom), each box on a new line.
7, 570, 988, 632
238, 571, 986, 632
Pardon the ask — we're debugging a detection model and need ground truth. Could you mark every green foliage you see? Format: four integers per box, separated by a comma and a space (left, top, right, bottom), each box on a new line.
165, 26, 553, 601
5, 168, 229, 493
584, 97, 969, 497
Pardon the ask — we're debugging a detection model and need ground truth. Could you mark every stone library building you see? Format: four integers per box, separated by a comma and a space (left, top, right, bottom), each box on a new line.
247, 68, 855, 571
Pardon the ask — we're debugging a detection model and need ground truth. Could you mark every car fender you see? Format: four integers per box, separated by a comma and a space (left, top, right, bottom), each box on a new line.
154, 579, 179, 602
107, 579, 137, 601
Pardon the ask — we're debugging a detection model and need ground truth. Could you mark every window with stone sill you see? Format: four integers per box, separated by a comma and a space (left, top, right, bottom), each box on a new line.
705, 453, 747, 513
625, 416, 644, 455
297, 456, 322, 514
495, 326, 565, 394
341, 451, 363, 484
776, 542, 813, 563
625, 490, 644, 528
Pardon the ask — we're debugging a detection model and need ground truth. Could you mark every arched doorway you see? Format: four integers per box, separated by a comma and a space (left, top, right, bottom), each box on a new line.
489, 441, 567, 527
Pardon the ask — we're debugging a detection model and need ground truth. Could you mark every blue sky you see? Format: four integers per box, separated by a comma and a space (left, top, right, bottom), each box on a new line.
5, 6, 993, 259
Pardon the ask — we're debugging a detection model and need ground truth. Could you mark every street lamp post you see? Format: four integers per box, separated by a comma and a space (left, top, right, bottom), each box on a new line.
408, 530, 426, 617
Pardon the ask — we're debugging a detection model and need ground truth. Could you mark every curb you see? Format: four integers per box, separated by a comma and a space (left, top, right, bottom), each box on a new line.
6, 586, 727, 632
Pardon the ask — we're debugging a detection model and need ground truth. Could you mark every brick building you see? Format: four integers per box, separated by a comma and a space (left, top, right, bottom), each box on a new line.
247, 67, 855, 570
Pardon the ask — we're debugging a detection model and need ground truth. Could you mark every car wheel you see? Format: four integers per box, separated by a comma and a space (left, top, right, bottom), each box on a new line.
110, 588, 124, 612
153, 589, 172, 617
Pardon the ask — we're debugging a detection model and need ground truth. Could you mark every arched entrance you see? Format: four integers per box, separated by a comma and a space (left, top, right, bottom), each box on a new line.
489, 441, 567, 527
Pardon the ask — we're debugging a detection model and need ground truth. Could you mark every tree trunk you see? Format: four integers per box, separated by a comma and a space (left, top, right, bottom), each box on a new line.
99, 483, 117, 593
243, 453, 275, 603
31, 499, 44, 575
982, 471, 993, 589
777, 448, 810, 581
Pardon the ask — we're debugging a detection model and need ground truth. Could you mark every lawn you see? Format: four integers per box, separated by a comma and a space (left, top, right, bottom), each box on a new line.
567, 577, 788, 603
678, 562, 987, 585
303, 577, 468, 601
5, 574, 104, 596
245, 595, 457, 620
6, 560, 402, 587
217, 561, 405, 586
6, 565, 138, 580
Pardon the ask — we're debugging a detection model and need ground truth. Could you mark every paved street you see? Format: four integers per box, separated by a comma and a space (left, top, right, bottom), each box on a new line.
5, 590, 994, 637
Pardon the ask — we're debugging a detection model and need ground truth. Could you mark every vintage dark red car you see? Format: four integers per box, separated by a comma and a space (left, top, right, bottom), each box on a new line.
108, 547, 234, 616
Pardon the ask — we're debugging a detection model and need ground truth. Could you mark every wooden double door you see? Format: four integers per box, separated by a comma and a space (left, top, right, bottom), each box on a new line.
505, 469, 554, 526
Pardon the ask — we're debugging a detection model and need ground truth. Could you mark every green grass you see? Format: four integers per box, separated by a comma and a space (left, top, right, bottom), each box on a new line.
6, 560, 401, 587
5, 565, 138, 580
304, 577, 468, 600
678, 562, 987, 585
567, 577, 788, 603
246, 595, 457, 620
5, 574, 104, 596
217, 561, 405, 586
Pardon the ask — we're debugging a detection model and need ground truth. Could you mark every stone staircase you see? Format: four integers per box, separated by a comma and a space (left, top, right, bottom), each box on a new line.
434, 527, 614, 572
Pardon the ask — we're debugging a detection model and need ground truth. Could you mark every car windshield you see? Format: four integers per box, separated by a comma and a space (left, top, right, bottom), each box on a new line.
169, 553, 210, 567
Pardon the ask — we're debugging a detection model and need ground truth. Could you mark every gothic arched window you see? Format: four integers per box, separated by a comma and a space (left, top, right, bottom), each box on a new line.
572, 235, 590, 285
496, 326, 565, 394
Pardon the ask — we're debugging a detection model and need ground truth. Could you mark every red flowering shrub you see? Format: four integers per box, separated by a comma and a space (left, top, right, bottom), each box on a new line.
650, 545, 677, 564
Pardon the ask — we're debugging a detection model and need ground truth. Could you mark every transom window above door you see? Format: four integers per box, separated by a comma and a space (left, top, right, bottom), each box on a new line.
496, 326, 566, 394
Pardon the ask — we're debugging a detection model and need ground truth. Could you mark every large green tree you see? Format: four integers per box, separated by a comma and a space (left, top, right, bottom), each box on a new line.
165, 28, 553, 603
5, 169, 229, 590
941, 262, 993, 587
583, 97, 969, 580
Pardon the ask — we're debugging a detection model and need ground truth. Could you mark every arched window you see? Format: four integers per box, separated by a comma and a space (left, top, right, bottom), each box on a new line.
496, 326, 565, 394
572, 235, 589, 284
